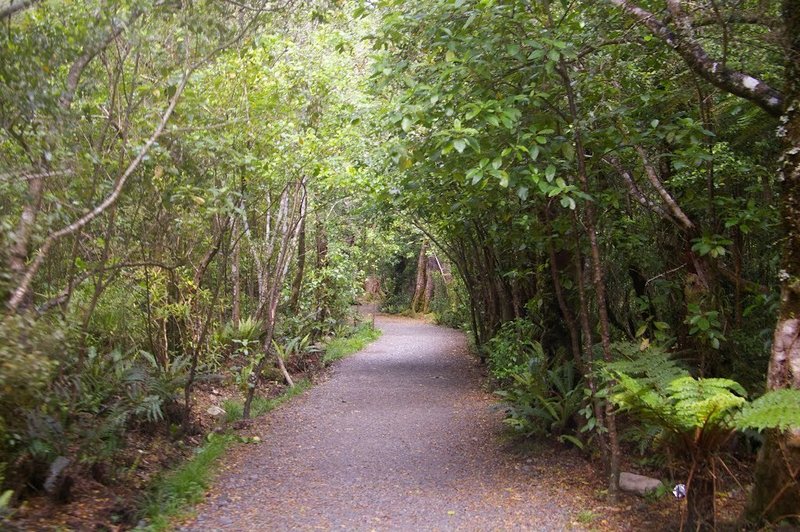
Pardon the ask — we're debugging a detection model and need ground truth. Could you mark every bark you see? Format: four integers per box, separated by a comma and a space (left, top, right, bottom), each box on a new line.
745, 1, 800, 523
231, 219, 241, 327
557, 57, 620, 497
313, 212, 329, 325
0, 0, 41, 19
423, 256, 435, 313
5, 67, 191, 313
6, 172, 45, 310
243, 179, 306, 418
544, 212, 582, 367
571, 220, 609, 461
288, 215, 306, 313
411, 240, 428, 314
184, 219, 229, 429
60, 11, 142, 110
686, 464, 717, 531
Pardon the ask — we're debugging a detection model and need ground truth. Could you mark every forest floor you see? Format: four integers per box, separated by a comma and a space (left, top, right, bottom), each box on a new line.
178, 314, 684, 531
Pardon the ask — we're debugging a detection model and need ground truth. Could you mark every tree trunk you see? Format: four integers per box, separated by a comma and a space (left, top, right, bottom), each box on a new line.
288, 215, 306, 313
745, 1, 800, 523
314, 214, 329, 325
686, 464, 716, 531
422, 255, 435, 313
558, 57, 620, 498
411, 240, 428, 314
231, 218, 241, 327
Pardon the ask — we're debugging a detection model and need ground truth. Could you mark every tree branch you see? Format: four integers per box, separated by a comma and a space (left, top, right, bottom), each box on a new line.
60, 11, 142, 110
6, 64, 192, 313
0, 0, 40, 20
607, 0, 784, 116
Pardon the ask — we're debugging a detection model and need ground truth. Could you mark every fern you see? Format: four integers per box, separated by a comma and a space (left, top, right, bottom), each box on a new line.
606, 345, 747, 434
735, 389, 800, 432
606, 342, 686, 394
666, 377, 746, 431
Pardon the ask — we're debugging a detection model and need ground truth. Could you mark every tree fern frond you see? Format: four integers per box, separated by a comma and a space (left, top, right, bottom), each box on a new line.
735, 389, 800, 432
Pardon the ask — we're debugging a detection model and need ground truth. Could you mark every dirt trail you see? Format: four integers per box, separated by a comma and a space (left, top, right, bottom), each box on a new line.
182, 315, 631, 531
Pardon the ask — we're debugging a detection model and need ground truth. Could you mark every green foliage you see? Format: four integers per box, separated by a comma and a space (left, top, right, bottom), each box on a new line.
220, 317, 263, 346
0, 315, 60, 458
484, 319, 545, 383
735, 389, 800, 433
322, 322, 381, 365
495, 359, 584, 446
606, 344, 747, 436
140, 433, 234, 531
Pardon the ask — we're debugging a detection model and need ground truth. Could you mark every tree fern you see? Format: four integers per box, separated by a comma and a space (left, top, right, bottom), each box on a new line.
607, 342, 686, 394
666, 377, 746, 431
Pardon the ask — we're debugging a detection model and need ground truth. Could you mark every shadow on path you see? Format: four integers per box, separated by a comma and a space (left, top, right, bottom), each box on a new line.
182, 315, 604, 531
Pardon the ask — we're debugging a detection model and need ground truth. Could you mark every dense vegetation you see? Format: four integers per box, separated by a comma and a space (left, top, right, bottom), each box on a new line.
2, 0, 800, 529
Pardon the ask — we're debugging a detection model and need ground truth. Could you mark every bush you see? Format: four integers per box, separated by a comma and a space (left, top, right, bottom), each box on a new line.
484, 318, 545, 383
604, 342, 800, 530
495, 359, 584, 447
1, 314, 188, 496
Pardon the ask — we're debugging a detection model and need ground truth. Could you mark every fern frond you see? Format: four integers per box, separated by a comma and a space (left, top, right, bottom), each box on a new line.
606, 343, 687, 393
735, 389, 800, 432
667, 377, 746, 430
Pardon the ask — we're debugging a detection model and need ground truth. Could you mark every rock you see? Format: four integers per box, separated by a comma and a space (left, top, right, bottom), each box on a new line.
207, 405, 226, 417
619, 472, 663, 497
44, 456, 72, 502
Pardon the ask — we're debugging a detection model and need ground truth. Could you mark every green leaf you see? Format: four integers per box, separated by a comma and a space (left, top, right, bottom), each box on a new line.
545, 165, 556, 182
401, 116, 413, 132
735, 389, 800, 432
453, 138, 467, 153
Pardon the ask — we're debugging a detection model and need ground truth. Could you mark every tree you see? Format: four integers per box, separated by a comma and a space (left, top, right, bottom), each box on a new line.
606, 0, 799, 522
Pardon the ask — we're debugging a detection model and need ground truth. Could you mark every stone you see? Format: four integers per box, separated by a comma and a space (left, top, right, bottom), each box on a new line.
619, 472, 664, 497
44, 456, 73, 502
206, 405, 226, 417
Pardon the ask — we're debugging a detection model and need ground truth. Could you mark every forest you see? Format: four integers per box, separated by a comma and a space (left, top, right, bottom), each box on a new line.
1, 0, 799, 530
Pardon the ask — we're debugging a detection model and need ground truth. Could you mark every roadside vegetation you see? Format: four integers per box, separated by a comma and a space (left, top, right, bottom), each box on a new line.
2, 0, 800, 530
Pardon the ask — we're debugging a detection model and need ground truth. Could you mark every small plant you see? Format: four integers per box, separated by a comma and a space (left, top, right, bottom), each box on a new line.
140, 433, 234, 530
495, 358, 584, 447
575, 509, 597, 524
484, 318, 544, 384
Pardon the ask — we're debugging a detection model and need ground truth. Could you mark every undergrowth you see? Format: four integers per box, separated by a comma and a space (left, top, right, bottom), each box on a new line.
322, 322, 381, 365
222, 379, 311, 422
139, 433, 232, 531
139, 381, 311, 529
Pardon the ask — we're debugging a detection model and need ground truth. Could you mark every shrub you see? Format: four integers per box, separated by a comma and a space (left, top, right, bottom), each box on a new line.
484, 318, 545, 383
495, 358, 584, 447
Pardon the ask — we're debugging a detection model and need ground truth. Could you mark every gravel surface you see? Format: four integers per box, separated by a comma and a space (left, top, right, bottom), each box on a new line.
181, 315, 616, 531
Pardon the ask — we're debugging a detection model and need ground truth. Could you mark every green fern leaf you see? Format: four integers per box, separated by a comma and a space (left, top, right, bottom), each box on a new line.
735, 389, 800, 432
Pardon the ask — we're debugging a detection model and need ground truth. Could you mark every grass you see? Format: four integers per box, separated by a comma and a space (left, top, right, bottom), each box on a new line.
322, 322, 381, 365
139, 382, 311, 530
139, 433, 233, 530
575, 509, 598, 524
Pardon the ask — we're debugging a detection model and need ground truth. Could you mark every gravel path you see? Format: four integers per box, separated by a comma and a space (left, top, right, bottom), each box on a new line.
182, 315, 603, 531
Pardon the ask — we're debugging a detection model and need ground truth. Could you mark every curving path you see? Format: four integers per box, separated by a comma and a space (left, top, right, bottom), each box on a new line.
182, 314, 621, 531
